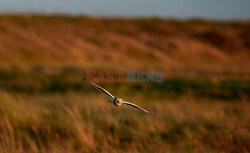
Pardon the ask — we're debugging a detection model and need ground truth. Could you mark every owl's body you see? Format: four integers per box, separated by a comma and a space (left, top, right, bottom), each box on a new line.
109, 97, 123, 106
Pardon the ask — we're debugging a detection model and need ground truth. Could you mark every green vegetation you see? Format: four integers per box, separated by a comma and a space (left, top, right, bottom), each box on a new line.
0, 68, 249, 100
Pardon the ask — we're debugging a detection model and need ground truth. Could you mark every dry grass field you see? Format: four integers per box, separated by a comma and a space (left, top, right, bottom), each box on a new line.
0, 15, 249, 153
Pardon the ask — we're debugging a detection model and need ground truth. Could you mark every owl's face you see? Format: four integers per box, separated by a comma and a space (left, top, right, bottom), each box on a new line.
113, 97, 122, 106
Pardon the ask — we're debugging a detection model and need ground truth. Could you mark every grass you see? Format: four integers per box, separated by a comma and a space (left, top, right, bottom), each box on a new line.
0, 67, 249, 152
0, 92, 249, 153
0, 68, 249, 100
0, 14, 249, 153
0, 14, 250, 77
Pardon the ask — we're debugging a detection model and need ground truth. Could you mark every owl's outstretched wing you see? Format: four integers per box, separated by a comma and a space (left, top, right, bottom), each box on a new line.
83, 78, 114, 99
122, 101, 150, 114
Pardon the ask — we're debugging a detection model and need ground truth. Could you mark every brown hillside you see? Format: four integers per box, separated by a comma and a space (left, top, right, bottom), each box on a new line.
0, 15, 249, 76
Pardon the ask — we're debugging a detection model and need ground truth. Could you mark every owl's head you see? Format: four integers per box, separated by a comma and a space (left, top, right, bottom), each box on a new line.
113, 97, 122, 106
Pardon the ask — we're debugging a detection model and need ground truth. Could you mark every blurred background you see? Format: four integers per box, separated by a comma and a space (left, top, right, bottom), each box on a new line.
0, 1, 249, 153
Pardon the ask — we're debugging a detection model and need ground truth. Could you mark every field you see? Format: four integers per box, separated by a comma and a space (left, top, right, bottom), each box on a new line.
0, 15, 249, 153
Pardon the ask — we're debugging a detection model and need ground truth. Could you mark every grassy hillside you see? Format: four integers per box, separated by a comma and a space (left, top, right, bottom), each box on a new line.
0, 15, 249, 153
0, 15, 249, 77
